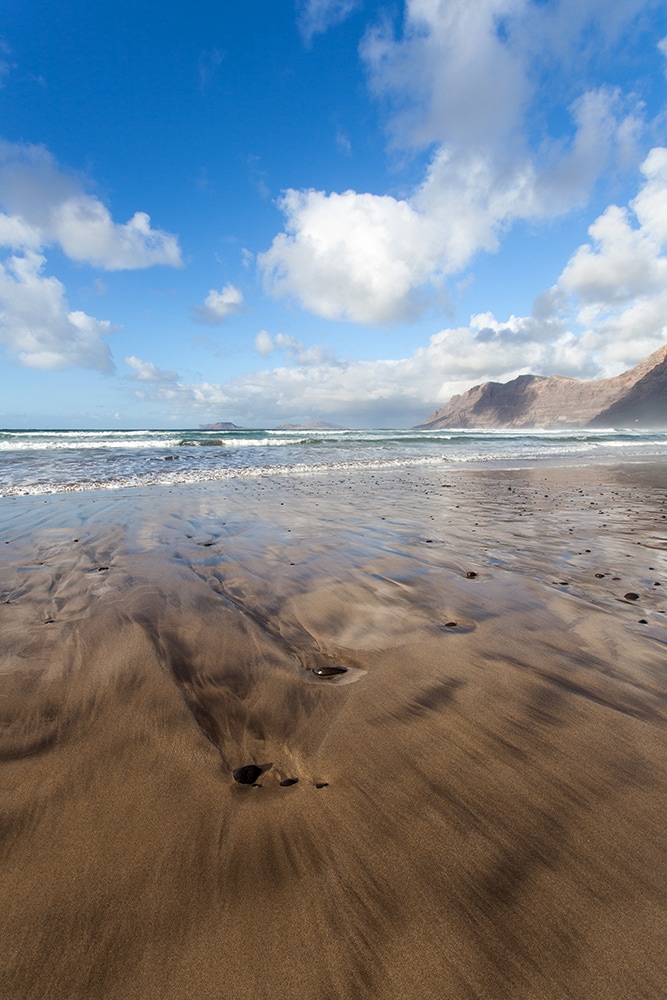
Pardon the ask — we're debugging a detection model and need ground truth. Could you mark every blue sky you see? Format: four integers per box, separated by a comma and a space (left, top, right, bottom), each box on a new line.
1, 0, 667, 428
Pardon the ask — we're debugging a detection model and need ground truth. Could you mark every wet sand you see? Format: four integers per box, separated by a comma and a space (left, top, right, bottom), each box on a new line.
1, 462, 666, 999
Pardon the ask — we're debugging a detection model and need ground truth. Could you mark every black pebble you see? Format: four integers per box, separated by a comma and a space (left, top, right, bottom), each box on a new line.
233, 765, 262, 785
444, 621, 457, 628
624, 592, 640, 601
638, 619, 648, 624
313, 665, 347, 677
315, 782, 329, 789
279, 778, 298, 787
466, 571, 477, 579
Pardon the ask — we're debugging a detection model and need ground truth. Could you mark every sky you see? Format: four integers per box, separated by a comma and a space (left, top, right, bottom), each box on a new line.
1, 0, 667, 429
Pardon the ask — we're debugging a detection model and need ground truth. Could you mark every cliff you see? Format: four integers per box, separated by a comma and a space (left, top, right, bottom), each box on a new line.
418, 345, 667, 430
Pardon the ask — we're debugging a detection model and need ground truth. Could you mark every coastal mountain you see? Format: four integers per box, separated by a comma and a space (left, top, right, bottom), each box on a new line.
418, 345, 667, 429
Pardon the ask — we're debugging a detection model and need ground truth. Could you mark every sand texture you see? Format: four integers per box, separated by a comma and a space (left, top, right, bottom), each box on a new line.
1, 463, 666, 999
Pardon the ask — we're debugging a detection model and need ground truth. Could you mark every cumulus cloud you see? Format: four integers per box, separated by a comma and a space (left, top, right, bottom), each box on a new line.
193, 283, 244, 324
254, 329, 329, 364
556, 146, 667, 365
0, 251, 114, 372
259, 188, 440, 323
261, 0, 650, 324
254, 330, 274, 357
0, 140, 183, 373
0, 140, 183, 269
297, 0, 358, 46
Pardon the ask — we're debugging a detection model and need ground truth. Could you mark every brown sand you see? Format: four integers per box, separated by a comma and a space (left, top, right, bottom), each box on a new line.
1, 462, 666, 999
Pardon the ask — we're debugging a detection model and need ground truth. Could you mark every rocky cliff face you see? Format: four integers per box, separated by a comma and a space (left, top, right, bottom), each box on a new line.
418, 345, 667, 429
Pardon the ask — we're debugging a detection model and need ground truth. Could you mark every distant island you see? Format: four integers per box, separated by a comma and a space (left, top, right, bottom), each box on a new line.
417, 344, 667, 429
275, 422, 343, 430
198, 422, 242, 431
198, 421, 343, 431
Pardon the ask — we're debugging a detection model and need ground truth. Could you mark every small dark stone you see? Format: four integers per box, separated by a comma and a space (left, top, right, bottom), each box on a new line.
233, 764, 262, 785
279, 778, 298, 787
638, 619, 648, 624
315, 782, 329, 788
313, 665, 347, 678
466, 571, 478, 579
595, 573, 605, 578
624, 592, 640, 601
444, 621, 457, 628
44, 618, 56, 624
98, 566, 109, 572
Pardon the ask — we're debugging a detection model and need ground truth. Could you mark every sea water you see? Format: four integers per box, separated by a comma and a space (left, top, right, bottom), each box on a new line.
2, 426, 667, 497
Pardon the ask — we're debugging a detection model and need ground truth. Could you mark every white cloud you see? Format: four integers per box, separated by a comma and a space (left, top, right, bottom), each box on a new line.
125, 355, 180, 383
362, 0, 527, 151
0, 251, 114, 372
53, 198, 182, 270
297, 0, 358, 46
0, 140, 183, 269
255, 329, 274, 357
261, 1, 650, 324
556, 147, 667, 365
193, 283, 244, 324
259, 188, 440, 323
254, 328, 330, 364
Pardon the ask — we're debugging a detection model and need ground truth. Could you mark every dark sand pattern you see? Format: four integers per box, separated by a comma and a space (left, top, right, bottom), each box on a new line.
0, 463, 666, 999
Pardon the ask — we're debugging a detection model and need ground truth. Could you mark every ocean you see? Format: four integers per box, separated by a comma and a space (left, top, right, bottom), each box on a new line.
2, 426, 667, 497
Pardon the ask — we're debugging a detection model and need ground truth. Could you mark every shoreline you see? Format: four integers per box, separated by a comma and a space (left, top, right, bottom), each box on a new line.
4, 427, 667, 500
1, 461, 666, 999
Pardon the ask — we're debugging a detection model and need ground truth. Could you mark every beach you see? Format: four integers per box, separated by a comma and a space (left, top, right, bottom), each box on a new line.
1, 461, 666, 999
